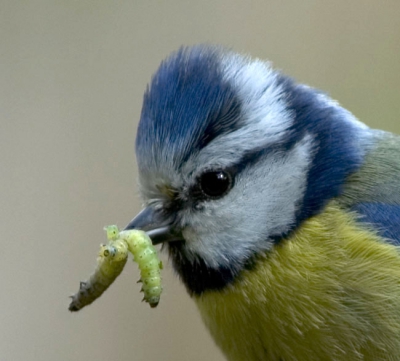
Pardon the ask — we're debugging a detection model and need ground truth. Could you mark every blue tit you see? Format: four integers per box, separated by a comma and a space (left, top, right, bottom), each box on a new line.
125, 45, 400, 360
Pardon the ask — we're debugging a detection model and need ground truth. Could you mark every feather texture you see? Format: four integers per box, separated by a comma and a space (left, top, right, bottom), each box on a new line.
195, 202, 400, 361
340, 132, 400, 244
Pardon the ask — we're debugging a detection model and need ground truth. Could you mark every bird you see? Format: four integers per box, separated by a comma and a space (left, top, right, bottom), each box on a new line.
124, 45, 400, 361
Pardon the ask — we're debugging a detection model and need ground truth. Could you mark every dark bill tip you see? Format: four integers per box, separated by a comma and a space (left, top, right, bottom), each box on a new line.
124, 207, 183, 245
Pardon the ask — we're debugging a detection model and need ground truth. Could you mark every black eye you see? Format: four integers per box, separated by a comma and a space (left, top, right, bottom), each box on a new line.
199, 170, 232, 199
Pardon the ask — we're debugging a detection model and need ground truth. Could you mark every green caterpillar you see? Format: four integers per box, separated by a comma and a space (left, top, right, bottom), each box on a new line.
69, 226, 162, 312
119, 229, 163, 307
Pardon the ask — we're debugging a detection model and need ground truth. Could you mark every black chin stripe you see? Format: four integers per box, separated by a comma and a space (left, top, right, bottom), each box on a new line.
168, 241, 259, 295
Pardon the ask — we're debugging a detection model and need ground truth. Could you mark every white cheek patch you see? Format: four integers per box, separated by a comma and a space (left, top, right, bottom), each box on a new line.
182, 134, 314, 268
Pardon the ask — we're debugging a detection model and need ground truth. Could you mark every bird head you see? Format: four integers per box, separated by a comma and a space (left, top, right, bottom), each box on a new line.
125, 45, 367, 295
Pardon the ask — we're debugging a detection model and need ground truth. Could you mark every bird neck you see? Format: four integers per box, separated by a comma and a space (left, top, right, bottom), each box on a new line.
193, 201, 400, 360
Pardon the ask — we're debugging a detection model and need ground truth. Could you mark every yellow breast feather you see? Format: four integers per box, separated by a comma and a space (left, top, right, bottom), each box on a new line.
195, 202, 400, 361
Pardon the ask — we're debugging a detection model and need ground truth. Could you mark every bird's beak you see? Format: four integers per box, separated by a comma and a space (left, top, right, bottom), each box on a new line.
123, 207, 183, 245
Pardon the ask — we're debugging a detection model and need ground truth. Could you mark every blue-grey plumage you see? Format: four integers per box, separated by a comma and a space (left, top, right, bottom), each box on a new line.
126, 45, 400, 360
339, 133, 400, 242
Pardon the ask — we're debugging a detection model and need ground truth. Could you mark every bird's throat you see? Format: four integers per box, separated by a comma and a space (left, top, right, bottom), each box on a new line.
193, 202, 400, 360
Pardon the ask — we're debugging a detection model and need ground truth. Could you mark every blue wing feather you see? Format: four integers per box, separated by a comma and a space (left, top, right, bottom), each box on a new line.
339, 131, 400, 245
351, 203, 400, 244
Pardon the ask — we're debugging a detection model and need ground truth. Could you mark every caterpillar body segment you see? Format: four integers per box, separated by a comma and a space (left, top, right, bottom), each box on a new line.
69, 236, 128, 312
69, 226, 163, 311
120, 230, 163, 308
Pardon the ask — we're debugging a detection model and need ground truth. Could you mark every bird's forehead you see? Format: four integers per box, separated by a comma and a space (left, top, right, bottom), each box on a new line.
135, 46, 243, 178
135, 46, 294, 197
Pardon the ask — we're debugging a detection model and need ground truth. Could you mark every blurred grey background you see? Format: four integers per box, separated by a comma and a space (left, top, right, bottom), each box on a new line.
1, 1, 400, 360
